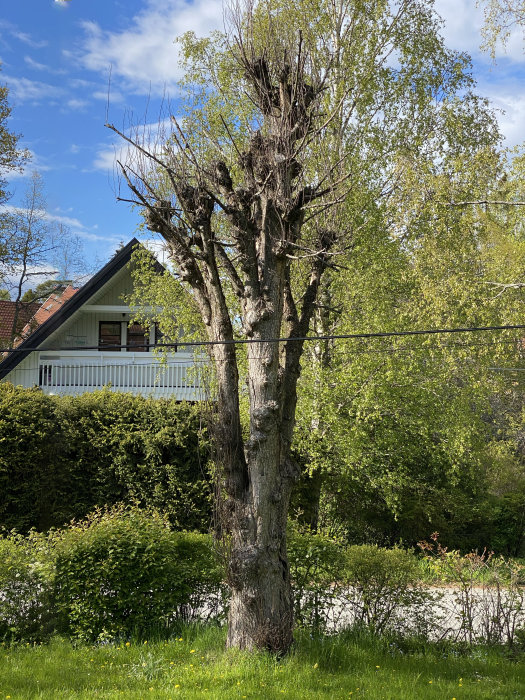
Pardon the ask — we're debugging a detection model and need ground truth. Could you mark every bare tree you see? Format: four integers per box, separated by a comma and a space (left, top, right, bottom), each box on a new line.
0, 173, 81, 346
109, 0, 487, 652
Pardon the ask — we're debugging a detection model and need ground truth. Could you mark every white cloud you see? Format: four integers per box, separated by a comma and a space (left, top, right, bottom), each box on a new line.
93, 118, 173, 173
12, 31, 48, 49
4, 152, 52, 181
78, 0, 224, 95
1, 204, 122, 245
24, 55, 67, 75
4, 75, 63, 103
434, 0, 483, 57
24, 56, 48, 71
482, 88, 525, 146
434, 0, 525, 63
66, 98, 89, 111
93, 89, 124, 104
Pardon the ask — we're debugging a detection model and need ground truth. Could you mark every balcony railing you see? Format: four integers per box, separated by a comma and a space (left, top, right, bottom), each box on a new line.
37, 352, 202, 400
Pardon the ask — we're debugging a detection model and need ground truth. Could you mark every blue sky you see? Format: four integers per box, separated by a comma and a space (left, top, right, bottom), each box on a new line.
1, 0, 524, 274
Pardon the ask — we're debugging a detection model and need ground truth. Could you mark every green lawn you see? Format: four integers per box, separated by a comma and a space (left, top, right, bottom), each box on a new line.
1, 627, 523, 699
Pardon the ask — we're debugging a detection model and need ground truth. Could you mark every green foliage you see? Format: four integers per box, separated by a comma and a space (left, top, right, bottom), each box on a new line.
0, 510, 224, 643
419, 534, 525, 645
0, 385, 212, 533
287, 524, 346, 631
0, 384, 65, 532
0, 531, 55, 642
0, 68, 27, 213
288, 526, 430, 636
343, 545, 427, 635
52, 506, 222, 641
21, 279, 72, 303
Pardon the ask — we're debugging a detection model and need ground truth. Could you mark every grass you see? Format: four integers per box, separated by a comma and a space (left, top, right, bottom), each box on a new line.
0, 626, 524, 699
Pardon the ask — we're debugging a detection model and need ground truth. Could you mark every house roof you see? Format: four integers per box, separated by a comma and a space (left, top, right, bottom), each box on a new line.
0, 300, 41, 345
0, 238, 144, 380
24, 285, 79, 332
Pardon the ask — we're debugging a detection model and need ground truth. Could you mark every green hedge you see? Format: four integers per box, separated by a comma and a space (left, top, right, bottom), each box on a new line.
52, 506, 223, 641
0, 385, 212, 533
0, 507, 224, 643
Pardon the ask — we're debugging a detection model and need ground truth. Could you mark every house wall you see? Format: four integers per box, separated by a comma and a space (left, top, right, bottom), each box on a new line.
1, 259, 201, 398
5, 352, 39, 388
39, 266, 152, 351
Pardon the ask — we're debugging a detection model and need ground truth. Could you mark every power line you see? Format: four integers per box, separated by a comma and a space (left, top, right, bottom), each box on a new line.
1, 323, 524, 356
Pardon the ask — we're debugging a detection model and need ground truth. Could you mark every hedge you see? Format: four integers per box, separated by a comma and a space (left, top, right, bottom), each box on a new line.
0, 385, 212, 533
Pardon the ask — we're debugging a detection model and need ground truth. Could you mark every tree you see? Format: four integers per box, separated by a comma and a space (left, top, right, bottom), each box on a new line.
111, 0, 490, 652
0, 173, 83, 347
21, 279, 73, 304
0, 67, 28, 261
480, 0, 525, 55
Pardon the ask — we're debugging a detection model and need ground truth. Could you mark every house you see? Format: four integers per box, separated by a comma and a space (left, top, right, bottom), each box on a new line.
0, 239, 201, 400
0, 299, 41, 347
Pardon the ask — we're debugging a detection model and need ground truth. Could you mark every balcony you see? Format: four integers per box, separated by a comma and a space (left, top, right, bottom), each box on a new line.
37, 351, 202, 400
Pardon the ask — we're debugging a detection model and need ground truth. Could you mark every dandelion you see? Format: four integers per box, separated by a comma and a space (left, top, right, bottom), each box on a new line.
125, 642, 130, 647
144, 641, 148, 645
190, 649, 195, 653
313, 663, 318, 669
175, 684, 180, 688
376, 665, 380, 668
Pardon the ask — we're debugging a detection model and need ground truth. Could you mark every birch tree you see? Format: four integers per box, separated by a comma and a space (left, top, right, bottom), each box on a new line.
111, 0, 485, 652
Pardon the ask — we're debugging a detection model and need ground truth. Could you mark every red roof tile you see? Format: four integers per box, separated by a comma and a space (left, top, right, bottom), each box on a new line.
0, 301, 41, 345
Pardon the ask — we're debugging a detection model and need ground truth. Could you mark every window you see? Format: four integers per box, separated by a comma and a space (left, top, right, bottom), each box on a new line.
99, 321, 121, 351
127, 322, 148, 352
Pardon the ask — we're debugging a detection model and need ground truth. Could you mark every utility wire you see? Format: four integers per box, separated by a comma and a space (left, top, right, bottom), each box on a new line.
6, 337, 524, 372
1, 323, 525, 355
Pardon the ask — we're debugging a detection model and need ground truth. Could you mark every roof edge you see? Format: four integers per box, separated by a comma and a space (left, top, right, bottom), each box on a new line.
0, 238, 145, 379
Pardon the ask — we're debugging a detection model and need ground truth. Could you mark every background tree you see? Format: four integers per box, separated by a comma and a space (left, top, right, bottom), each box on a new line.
113, 0, 501, 652
480, 0, 525, 55
0, 173, 84, 347
0, 67, 28, 265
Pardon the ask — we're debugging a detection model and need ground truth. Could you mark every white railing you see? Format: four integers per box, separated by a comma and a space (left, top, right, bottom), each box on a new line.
37, 352, 202, 400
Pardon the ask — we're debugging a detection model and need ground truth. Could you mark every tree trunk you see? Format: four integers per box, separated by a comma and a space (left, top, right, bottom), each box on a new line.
227, 492, 293, 651
225, 281, 297, 651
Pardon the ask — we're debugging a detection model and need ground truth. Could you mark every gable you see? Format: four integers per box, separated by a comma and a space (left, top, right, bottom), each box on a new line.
0, 239, 149, 379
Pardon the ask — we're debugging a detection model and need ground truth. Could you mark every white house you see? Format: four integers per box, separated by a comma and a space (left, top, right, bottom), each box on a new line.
0, 239, 202, 400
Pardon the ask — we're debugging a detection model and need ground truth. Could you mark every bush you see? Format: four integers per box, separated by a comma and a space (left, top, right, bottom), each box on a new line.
0, 531, 55, 642
342, 545, 430, 635
288, 525, 346, 632
52, 506, 223, 641
288, 528, 433, 637
419, 534, 525, 646
0, 385, 66, 532
0, 385, 212, 533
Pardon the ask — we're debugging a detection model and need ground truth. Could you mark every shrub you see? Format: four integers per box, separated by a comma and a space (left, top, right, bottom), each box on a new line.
0, 385, 66, 532
52, 506, 223, 641
0, 385, 212, 533
287, 525, 346, 632
0, 531, 55, 642
419, 533, 525, 646
342, 545, 430, 636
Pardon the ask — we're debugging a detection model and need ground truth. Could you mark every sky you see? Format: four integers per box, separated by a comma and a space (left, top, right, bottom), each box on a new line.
1, 0, 524, 277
